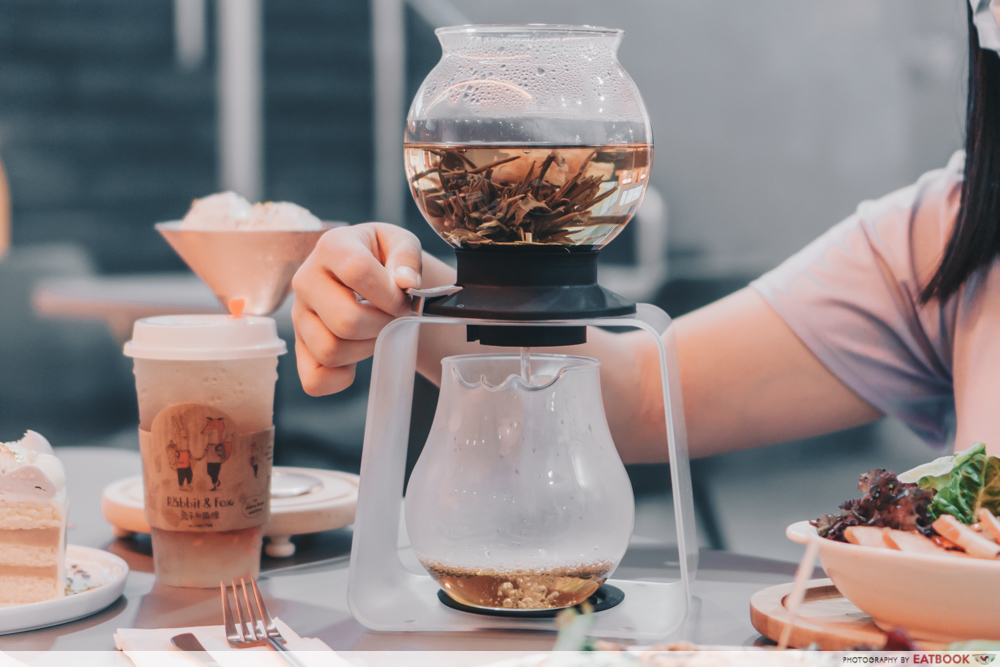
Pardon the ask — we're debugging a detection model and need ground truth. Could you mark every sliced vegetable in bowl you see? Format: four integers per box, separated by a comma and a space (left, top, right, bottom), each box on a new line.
981, 507, 1000, 541
882, 526, 964, 556
931, 515, 1000, 559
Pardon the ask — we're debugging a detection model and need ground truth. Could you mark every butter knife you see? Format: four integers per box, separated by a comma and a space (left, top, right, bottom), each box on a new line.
171, 633, 222, 667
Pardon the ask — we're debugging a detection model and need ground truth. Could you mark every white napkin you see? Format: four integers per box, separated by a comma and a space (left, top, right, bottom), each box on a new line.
115, 618, 348, 667
0, 652, 29, 667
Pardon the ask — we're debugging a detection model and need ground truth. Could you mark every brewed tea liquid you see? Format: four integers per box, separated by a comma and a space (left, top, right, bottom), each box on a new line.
404, 144, 650, 249
422, 559, 613, 610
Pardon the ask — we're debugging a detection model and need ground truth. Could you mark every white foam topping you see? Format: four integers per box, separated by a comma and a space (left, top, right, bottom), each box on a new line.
245, 201, 322, 231
180, 191, 253, 230
180, 193, 322, 231
15, 429, 54, 455
0, 432, 65, 499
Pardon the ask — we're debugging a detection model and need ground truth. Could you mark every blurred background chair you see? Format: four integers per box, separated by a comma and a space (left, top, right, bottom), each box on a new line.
0, 243, 136, 448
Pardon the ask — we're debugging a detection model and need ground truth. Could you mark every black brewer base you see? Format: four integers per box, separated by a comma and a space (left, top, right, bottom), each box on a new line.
436, 583, 625, 619
424, 247, 636, 347
465, 324, 587, 347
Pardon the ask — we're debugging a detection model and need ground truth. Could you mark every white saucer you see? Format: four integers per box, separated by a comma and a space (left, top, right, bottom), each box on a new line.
101, 467, 359, 557
0, 545, 129, 636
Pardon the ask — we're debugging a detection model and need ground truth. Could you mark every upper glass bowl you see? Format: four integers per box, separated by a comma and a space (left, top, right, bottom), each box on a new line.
404, 25, 653, 250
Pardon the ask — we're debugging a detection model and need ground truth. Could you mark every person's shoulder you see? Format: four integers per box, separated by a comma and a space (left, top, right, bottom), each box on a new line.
856, 151, 962, 225
854, 151, 963, 276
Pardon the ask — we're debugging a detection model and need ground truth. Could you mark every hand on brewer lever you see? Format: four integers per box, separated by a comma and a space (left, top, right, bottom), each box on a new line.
292, 223, 422, 395
291, 222, 456, 395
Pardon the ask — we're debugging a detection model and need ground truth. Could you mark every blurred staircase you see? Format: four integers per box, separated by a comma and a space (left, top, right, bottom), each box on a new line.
0, 0, 376, 456
0, 0, 373, 273
264, 0, 372, 226
0, 0, 213, 272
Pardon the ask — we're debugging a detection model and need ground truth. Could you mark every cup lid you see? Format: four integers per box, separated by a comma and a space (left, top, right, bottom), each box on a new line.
124, 314, 287, 361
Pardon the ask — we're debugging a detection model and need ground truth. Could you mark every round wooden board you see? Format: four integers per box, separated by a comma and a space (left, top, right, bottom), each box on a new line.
101, 467, 358, 557
750, 579, 944, 650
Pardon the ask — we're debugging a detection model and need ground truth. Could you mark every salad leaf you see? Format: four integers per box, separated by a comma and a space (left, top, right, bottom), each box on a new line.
917, 446, 1000, 524
553, 605, 596, 651
898, 443, 984, 487
897, 443, 1000, 523
813, 469, 934, 541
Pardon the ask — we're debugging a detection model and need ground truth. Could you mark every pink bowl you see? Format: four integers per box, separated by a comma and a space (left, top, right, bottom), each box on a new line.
787, 520, 1000, 642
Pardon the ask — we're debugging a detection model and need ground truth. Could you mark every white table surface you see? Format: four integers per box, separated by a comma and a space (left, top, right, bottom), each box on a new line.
0, 447, 801, 662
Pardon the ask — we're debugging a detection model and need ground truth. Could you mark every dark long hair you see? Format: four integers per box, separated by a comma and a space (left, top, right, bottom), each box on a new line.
921, 4, 1000, 302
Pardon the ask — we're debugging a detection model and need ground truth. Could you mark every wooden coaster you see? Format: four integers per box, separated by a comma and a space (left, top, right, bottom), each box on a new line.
101, 466, 358, 558
750, 579, 944, 650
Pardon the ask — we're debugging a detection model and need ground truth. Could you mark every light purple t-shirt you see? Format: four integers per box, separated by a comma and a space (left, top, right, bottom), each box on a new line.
751, 151, 986, 450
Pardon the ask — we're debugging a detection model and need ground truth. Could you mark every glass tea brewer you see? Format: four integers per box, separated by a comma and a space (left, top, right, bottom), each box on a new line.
347, 25, 697, 640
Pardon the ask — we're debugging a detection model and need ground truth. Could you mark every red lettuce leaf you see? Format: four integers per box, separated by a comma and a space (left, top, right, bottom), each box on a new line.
812, 469, 935, 542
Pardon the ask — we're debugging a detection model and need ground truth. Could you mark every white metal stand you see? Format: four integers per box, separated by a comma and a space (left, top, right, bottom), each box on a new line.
347, 303, 697, 641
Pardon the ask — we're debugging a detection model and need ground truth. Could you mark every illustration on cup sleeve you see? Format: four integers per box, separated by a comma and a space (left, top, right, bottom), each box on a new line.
200, 417, 233, 491
142, 402, 274, 532
166, 415, 194, 490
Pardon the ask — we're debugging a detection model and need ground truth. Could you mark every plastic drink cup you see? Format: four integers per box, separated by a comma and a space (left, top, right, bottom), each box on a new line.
124, 314, 286, 587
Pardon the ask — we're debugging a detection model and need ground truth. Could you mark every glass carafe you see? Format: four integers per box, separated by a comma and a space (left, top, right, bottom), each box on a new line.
404, 25, 652, 250
405, 354, 634, 610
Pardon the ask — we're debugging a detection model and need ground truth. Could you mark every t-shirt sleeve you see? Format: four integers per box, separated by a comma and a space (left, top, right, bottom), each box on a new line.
750, 153, 963, 447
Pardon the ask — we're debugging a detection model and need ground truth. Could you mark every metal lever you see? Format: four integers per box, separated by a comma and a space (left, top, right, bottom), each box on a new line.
405, 285, 462, 314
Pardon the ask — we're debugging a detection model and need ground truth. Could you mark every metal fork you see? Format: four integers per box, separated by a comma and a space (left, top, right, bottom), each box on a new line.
221, 578, 310, 667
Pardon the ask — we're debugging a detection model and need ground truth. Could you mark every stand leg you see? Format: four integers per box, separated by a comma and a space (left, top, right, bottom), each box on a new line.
265, 535, 295, 558
347, 317, 422, 625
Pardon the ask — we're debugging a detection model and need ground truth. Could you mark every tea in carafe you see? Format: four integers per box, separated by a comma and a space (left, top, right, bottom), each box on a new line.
423, 559, 615, 610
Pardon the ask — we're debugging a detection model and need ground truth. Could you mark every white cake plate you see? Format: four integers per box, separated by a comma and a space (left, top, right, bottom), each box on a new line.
0, 545, 129, 635
101, 467, 359, 557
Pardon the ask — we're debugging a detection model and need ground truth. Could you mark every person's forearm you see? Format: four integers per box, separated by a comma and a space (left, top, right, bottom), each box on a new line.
560, 289, 887, 464
565, 328, 668, 464
412, 264, 883, 465
674, 289, 883, 458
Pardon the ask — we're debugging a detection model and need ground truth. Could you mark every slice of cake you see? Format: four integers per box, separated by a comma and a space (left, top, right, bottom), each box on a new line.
0, 431, 67, 604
